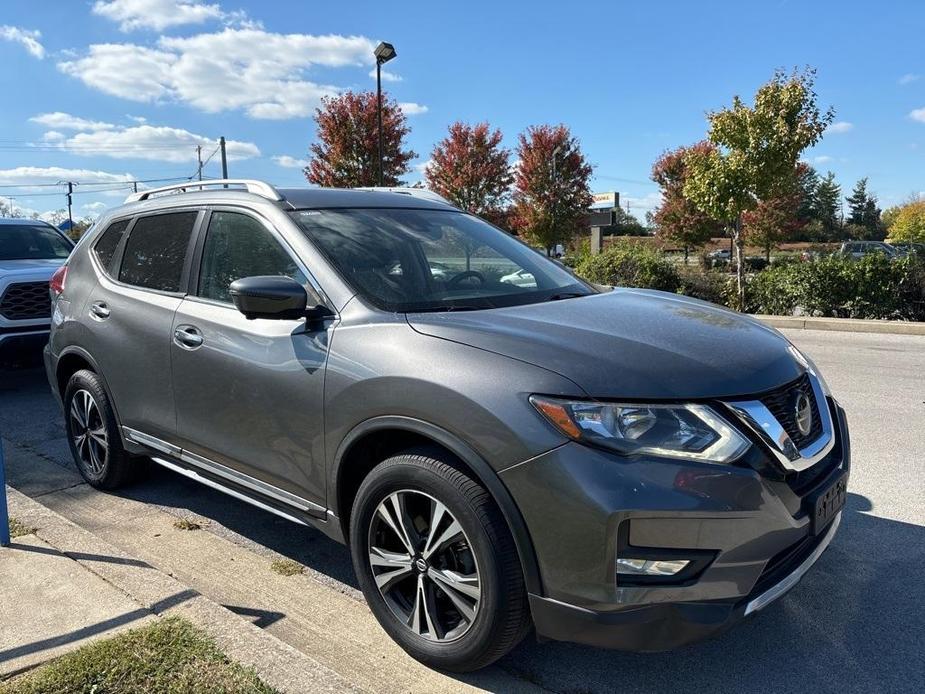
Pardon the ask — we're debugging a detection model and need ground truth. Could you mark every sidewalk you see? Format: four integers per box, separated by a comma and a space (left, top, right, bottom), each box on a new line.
1, 442, 543, 693
1, 485, 357, 692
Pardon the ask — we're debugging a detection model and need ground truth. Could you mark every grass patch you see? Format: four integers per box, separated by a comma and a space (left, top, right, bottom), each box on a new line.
172, 517, 203, 531
8, 517, 36, 539
270, 559, 304, 576
1, 616, 276, 694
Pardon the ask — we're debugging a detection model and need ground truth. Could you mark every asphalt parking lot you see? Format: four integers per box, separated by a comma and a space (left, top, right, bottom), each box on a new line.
2, 328, 923, 694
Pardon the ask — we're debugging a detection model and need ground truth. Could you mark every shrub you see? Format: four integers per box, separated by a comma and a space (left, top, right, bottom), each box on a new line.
575, 243, 681, 292
678, 270, 734, 306
746, 253, 925, 320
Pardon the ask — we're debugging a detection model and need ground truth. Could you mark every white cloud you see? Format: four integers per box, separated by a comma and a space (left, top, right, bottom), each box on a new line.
399, 102, 428, 116
813, 155, 833, 164
28, 112, 259, 163
910, 107, 925, 124
0, 25, 45, 59
0, 166, 136, 189
81, 201, 109, 218
92, 0, 225, 32
899, 73, 921, 86
30, 112, 116, 131
622, 191, 662, 216
369, 67, 402, 82
413, 159, 433, 173
272, 155, 307, 168
58, 29, 376, 119
828, 121, 853, 134
127, 114, 147, 123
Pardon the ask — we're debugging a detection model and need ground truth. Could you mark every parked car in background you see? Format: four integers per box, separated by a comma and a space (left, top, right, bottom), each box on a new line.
837, 241, 898, 259
0, 218, 74, 357
707, 248, 732, 260
46, 180, 849, 671
890, 242, 925, 257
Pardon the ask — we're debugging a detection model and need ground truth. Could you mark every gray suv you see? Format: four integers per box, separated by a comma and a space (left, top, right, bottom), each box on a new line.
45, 180, 850, 671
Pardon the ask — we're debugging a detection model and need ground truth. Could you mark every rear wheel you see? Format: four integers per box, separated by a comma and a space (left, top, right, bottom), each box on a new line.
350, 449, 530, 671
64, 369, 136, 489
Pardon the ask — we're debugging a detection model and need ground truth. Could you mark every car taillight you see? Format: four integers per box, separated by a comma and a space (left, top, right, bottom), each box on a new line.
50, 265, 68, 296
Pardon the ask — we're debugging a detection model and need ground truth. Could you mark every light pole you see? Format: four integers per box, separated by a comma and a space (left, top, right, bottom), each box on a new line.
374, 41, 397, 187
549, 145, 563, 256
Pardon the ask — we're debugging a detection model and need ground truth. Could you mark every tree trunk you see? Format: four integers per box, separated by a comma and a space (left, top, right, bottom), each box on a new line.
734, 215, 746, 311
684, 246, 689, 264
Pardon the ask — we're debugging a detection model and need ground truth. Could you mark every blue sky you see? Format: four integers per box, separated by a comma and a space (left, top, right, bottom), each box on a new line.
1, 0, 923, 222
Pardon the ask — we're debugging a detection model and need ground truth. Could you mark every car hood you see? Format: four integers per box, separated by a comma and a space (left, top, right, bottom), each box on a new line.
406, 288, 802, 399
0, 258, 65, 276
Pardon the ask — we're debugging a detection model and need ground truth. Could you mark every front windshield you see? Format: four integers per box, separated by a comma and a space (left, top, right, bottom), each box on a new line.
0, 225, 72, 261
289, 208, 595, 312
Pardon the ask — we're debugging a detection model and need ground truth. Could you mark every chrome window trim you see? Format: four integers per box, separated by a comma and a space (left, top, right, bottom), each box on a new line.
122, 426, 325, 516
723, 372, 835, 472
744, 512, 841, 615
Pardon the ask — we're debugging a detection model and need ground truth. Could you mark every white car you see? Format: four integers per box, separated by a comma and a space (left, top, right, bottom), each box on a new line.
500, 268, 537, 288
0, 219, 73, 355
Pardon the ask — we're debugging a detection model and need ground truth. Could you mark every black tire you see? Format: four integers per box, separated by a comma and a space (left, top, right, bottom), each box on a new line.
349, 448, 530, 672
63, 369, 136, 489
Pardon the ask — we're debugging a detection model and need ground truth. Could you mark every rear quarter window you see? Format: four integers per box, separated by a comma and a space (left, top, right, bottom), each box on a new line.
92, 219, 131, 275
118, 211, 198, 292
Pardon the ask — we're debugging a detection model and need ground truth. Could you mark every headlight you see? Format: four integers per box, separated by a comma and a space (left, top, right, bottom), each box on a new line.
530, 396, 751, 463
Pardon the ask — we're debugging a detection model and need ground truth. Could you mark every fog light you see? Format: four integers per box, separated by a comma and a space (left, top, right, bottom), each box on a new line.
617, 558, 690, 576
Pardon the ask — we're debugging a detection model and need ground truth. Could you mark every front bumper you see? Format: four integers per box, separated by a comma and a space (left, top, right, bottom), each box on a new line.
500, 401, 849, 651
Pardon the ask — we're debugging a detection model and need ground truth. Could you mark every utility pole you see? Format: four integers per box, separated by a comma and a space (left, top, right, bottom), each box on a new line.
66, 182, 74, 231
6, 196, 14, 217
132, 181, 138, 193
219, 137, 228, 183
196, 145, 203, 181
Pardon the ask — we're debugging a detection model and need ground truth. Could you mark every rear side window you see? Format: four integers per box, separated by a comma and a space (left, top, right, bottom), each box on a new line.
92, 219, 130, 274
197, 211, 306, 304
119, 212, 197, 292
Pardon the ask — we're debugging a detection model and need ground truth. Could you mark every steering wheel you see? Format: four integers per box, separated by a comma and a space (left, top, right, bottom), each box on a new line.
447, 270, 485, 287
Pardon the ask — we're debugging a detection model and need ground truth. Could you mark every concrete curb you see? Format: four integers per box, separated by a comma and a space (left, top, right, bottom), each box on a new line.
4, 486, 361, 693
756, 315, 925, 335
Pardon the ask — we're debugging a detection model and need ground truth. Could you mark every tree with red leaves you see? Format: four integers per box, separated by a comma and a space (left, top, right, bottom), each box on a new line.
651, 142, 723, 262
426, 122, 513, 223
743, 165, 805, 261
512, 124, 592, 254
305, 91, 416, 188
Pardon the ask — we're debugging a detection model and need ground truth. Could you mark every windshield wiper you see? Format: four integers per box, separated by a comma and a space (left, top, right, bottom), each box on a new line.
410, 305, 485, 313
545, 292, 587, 302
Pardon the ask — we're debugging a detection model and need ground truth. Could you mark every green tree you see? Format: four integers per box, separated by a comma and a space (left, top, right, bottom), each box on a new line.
813, 172, 842, 240
683, 68, 834, 308
845, 177, 884, 239
796, 163, 819, 225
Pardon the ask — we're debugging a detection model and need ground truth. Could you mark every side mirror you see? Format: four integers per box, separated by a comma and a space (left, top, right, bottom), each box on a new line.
229, 276, 328, 321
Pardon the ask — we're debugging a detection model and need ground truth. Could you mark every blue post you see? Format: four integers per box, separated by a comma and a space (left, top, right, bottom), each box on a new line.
1, 438, 10, 546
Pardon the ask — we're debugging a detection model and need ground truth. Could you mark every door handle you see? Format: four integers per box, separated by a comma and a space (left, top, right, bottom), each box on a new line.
89, 301, 111, 319
173, 325, 204, 349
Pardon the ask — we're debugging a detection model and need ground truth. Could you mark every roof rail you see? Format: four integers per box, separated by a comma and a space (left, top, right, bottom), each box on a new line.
124, 179, 283, 204
354, 186, 453, 206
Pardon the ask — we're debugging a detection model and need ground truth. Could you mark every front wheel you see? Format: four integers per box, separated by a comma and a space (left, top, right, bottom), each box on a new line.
349, 450, 530, 672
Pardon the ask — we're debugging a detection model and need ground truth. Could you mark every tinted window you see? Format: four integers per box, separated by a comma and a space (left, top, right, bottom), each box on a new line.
119, 212, 197, 292
92, 219, 130, 274
198, 212, 306, 303
0, 224, 72, 261
289, 208, 593, 312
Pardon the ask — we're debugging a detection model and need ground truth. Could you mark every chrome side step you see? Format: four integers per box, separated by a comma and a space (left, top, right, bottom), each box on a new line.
148, 455, 312, 527
122, 426, 326, 521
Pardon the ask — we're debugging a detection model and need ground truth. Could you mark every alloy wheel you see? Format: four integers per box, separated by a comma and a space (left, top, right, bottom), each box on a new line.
368, 489, 481, 642
70, 389, 108, 476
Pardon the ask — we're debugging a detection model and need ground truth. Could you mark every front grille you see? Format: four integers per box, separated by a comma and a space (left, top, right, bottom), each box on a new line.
0, 281, 51, 320
758, 373, 822, 448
